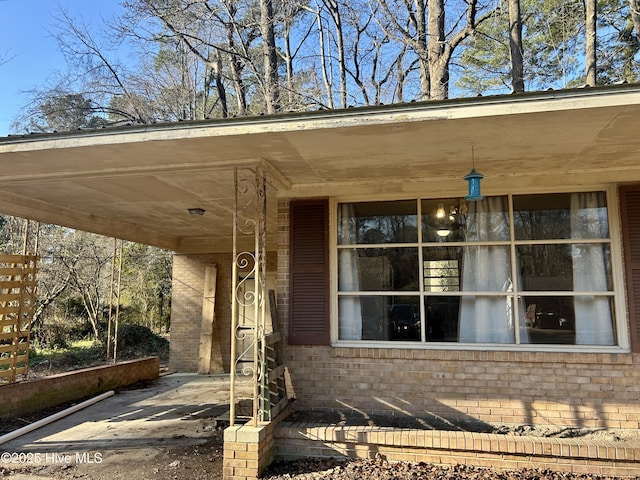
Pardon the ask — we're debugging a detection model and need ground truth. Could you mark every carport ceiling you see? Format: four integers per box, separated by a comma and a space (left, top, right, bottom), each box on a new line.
1, 84, 640, 254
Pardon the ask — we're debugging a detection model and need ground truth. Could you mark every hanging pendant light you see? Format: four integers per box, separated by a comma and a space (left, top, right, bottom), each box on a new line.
464, 145, 485, 201
436, 227, 451, 237
435, 203, 451, 236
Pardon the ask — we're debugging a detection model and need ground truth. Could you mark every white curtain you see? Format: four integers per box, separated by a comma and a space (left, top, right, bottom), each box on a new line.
571, 192, 614, 345
459, 197, 515, 343
338, 204, 363, 340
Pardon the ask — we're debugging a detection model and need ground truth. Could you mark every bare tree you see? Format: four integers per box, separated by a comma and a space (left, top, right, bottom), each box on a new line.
0, 51, 13, 67
279, 1, 316, 109
324, 0, 348, 108
123, 0, 237, 117
0, 218, 172, 342
375, 0, 490, 100
219, 0, 249, 116
304, 0, 415, 108
54, 8, 153, 124
376, 0, 430, 99
631, 0, 640, 39
508, 0, 525, 92
260, 0, 280, 113
585, 0, 597, 85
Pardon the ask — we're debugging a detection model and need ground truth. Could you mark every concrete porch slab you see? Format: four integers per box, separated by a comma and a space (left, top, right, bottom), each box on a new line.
1, 373, 252, 452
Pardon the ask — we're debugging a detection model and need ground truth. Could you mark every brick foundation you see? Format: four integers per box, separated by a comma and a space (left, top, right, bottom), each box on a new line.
0, 357, 159, 418
282, 346, 640, 430
275, 422, 640, 478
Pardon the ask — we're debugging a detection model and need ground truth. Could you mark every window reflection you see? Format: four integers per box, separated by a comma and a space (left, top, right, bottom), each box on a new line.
338, 201, 417, 245
517, 244, 613, 292
425, 296, 459, 342
513, 192, 608, 240
339, 248, 419, 292
421, 197, 510, 242
521, 296, 615, 345
339, 296, 420, 341
423, 247, 463, 292
422, 198, 468, 242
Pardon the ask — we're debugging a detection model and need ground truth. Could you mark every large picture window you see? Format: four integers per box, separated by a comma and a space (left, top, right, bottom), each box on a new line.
336, 192, 617, 346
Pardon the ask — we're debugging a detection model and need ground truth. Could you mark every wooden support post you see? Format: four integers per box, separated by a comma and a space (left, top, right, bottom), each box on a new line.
198, 264, 222, 373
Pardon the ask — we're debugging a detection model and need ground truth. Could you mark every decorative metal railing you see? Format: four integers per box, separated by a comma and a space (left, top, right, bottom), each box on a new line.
229, 166, 287, 427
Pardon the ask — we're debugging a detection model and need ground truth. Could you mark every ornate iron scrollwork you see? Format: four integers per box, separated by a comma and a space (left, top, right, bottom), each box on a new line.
230, 167, 268, 427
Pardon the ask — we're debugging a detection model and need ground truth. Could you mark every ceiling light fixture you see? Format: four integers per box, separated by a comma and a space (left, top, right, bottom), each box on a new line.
436, 227, 451, 237
187, 208, 206, 216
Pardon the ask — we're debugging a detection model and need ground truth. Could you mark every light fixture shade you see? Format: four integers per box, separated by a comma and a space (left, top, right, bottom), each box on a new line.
463, 168, 485, 201
436, 203, 446, 219
188, 207, 206, 216
436, 228, 451, 237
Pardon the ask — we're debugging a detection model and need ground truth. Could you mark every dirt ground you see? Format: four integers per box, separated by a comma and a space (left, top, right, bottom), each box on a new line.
1, 374, 639, 480
0, 432, 225, 480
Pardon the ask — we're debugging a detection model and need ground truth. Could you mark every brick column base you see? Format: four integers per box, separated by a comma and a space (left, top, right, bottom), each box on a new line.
223, 422, 275, 480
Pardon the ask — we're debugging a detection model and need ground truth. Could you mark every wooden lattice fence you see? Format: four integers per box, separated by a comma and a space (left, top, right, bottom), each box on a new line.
0, 254, 38, 384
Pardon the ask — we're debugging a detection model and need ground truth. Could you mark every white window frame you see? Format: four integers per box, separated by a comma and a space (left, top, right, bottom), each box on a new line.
329, 186, 630, 352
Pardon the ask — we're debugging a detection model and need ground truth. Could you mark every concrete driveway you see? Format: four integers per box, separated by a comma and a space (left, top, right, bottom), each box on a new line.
0, 373, 253, 480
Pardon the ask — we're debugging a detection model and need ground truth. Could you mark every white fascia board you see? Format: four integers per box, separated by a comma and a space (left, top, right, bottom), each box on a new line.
2, 85, 640, 154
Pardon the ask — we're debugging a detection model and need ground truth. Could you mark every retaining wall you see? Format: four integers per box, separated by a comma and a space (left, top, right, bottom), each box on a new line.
0, 356, 160, 418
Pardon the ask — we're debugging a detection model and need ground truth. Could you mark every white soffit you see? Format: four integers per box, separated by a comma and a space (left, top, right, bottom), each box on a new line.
0, 85, 638, 252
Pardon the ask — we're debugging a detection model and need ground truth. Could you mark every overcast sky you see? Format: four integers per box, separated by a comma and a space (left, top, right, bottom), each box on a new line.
0, 0, 123, 137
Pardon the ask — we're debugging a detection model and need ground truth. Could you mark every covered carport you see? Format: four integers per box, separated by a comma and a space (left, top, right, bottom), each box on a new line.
3, 84, 640, 252
3, 83, 640, 479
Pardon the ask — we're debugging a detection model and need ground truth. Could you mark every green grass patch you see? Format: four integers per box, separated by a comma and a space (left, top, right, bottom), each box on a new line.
29, 340, 105, 371
28, 325, 169, 375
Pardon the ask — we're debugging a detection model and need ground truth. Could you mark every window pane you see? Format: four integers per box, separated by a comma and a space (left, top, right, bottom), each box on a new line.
425, 296, 459, 342
338, 201, 417, 245
339, 295, 420, 341
513, 192, 608, 240
422, 247, 463, 292
461, 246, 512, 291
421, 198, 468, 242
338, 248, 419, 291
521, 296, 615, 345
459, 295, 515, 343
517, 244, 612, 291
422, 197, 509, 242
464, 196, 510, 242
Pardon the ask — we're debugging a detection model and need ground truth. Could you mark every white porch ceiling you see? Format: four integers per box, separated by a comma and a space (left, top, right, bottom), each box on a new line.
1, 85, 640, 253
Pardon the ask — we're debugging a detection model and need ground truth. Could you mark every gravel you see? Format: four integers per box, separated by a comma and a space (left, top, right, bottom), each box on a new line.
262, 457, 627, 480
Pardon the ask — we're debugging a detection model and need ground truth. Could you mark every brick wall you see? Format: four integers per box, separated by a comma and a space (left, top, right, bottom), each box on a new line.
170, 252, 277, 373
276, 200, 640, 430
170, 254, 233, 372
0, 357, 159, 418
223, 403, 293, 480
283, 346, 640, 429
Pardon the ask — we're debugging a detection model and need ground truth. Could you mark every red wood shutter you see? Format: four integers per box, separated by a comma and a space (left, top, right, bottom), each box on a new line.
288, 199, 330, 345
619, 185, 640, 352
